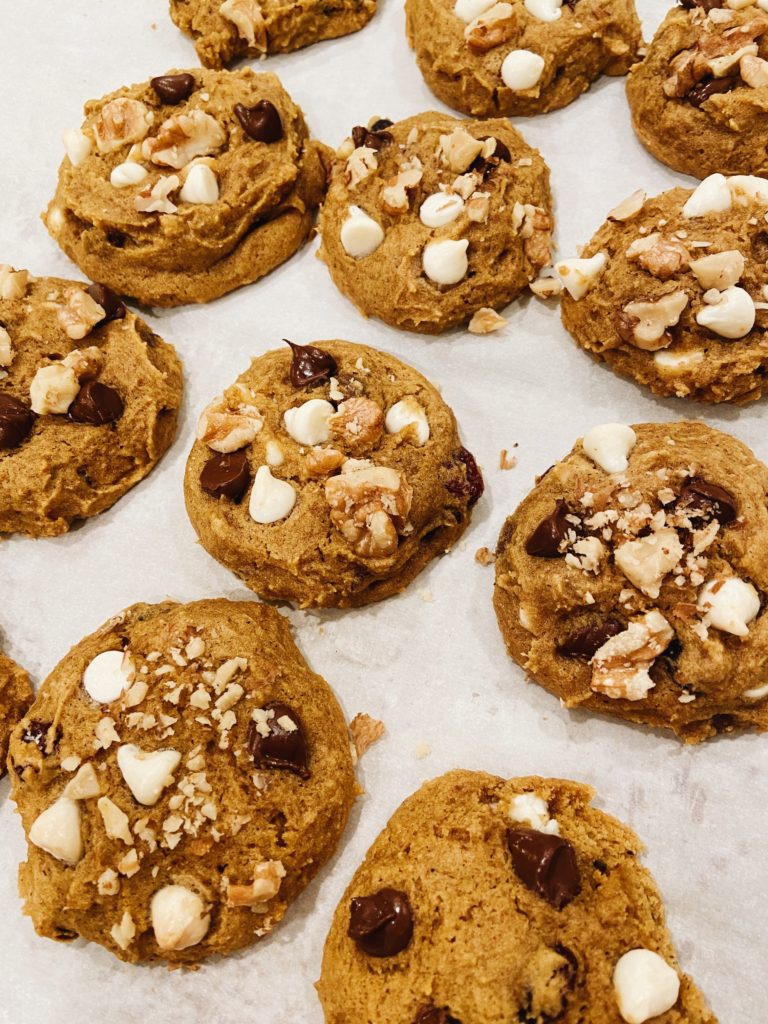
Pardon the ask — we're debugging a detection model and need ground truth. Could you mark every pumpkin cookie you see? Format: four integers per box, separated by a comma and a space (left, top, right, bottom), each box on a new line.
9, 599, 356, 963
184, 339, 483, 607
318, 112, 552, 333
318, 770, 717, 1023
44, 68, 330, 307
1, 651, 33, 775
493, 421, 768, 742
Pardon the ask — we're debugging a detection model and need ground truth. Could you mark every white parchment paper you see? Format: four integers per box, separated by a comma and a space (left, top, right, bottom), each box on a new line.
0, 1, 766, 1020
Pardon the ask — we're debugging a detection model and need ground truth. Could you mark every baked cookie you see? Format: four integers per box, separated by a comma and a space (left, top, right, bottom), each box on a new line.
8, 599, 356, 963
405, 0, 641, 118
557, 175, 768, 404
0, 651, 33, 775
184, 339, 483, 607
170, 0, 377, 70
44, 68, 330, 307
0, 267, 181, 537
494, 421, 768, 743
318, 113, 553, 334
627, 1, 768, 179
318, 770, 717, 1024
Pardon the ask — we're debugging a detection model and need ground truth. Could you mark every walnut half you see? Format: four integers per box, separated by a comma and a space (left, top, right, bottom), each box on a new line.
324, 459, 413, 558
590, 610, 674, 701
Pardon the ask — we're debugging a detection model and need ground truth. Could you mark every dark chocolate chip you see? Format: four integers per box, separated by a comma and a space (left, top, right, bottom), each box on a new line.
351, 125, 393, 150
506, 827, 581, 910
370, 118, 394, 132
663, 636, 683, 661
677, 476, 737, 525
22, 720, 54, 755
151, 73, 196, 104
414, 1008, 461, 1024
348, 888, 413, 957
246, 702, 310, 778
0, 392, 34, 449
86, 283, 126, 324
284, 338, 338, 388
686, 76, 736, 107
69, 381, 124, 425
470, 137, 512, 180
556, 621, 623, 660
235, 100, 283, 143
200, 451, 251, 501
679, 0, 723, 9
525, 500, 573, 558
445, 447, 484, 506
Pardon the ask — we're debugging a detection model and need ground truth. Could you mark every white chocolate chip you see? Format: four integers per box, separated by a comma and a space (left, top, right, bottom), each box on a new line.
117, 744, 182, 806
0, 326, 13, 367
689, 249, 744, 290
500, 49, 545, 91
555, 253, 607, 300
419, 191, 465, 227
384, 398, 430, 445
614, 528, 684, 600
62, 762, 101, 800
283, 398, 334, 445
151, 885, 210, 951
582, 423, 636, 474
743, 681, 768, 700
682, 174, 731, 218
248, 465, 296, 524
509, 793, 559, 834
613, 949, 680, 1024
653, 349, 704, 372
63, 128, 92, 167
180, 163, 219, 205
524, 0, 561, 18
265, 439, 284, 466
728, 174, 768, 204
695, 285, 755, 338
29, 797, 83, 865
697, 577, 760, 636
422, 238, 469, 285
29, 363, 79, 415
83, 650, 135, 704
340, 205, 384, 258
454, 0, 495, 21
110, 161, 148, 188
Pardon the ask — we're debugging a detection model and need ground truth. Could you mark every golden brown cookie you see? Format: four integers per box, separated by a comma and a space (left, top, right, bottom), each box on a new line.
557, 175, 768, 404
0, 268, 181, 537
184, 339, 483, 608
9, 599, 356, 964
170, 0, 377, 69
493, 421, 768, 743
405, 0, 642, 117
627, 2, 768, 179
317, 770, 717, 1024
0, 651, 33, 775
44, 68, 330, 307
318, 113, 553, 334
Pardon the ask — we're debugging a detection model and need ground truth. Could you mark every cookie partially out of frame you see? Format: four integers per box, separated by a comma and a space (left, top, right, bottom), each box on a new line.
0, 651, 33, 774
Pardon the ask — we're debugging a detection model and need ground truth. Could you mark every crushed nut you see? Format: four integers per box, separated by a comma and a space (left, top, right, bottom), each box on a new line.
135, 174, 181, 214
329, 397, 384, 449
466, 191, 490, 222
380, 159, 423, 214
475, 546, 495, 565
324, 460, 413, 557
590, 610, 674, 701
618, 291, 689, 351
226, 860, 286, 907
468, 307, 506, 334
305, 446, 345, 477
219, 0, 267, 49
349, 713, 385, 757
0, 264, 30, 301
614, 527, 684, 598
465, 2, 514, 53
94, 98, 153, 154
633, 236, 689, 280
196, 390, 263, 452
345, 146, 378, 188
143, 110, 226, 170
56, 287, 106, 341
608, 189, 646, 222
438, 127, 484, 173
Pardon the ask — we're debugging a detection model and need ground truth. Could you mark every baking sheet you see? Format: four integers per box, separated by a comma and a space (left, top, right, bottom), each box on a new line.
0, 0, 765, 1020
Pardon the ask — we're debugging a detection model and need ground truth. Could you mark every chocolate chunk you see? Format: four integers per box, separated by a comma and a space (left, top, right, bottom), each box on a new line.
370, 118, 394, 132
284, 338, 338, 388
506, 827, 581, 910
351, 124, 393, 150
348, 888, 413, 957
86, 283, 126, 324
470, 136, 512, 180
677, 476, 737, 525
151, 73, 196, 104
686, 76, 736, 107
525, 500, 573, 557
414, 1008, 461, 1024
22, 720, 55, 756
69, 381, 124, 425
246, 702, 310, 778
556, 621, 623, 660
445, 447, 485, 506
664, 636, 683, 661
200, 451, 251, 501
0, 393, 34, 449
235, 100, 283, 143
679, 0, 723, 9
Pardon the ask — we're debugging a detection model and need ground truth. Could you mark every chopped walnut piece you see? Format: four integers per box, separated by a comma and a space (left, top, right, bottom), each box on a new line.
475, 546, 495, 565
0, 264, 30, 301
329, 397, 384, 448
349, 713, 385, 757
618, 291, 689, 351
451, 172, 481, 200
469, 307, 506, 334
226, 860, 286, 907
664, 15, 768, 95
306, 446, 345, 477
614, 527, 684, 599
438, 128, 484, 173
219, 0, 267, 50
196, 391, 263, 452
135, 174, 180, 214
63, 345, 103, 380
144, 110, 226, 170
94, 98, 153, 155
465, 2, 514, 53
740, 53, 768, 86
466, 191, 490, 223
608, 189, 646, 222
521, 205, 552, 268
56, 288, 106, 341
635, 236, 689, 280
590, 610, 674, 701
380, 160, 423, 214
324, 460, 413, 558
499, 447, 517, 470
345, 146, 378, 188
529, 275, 563, 299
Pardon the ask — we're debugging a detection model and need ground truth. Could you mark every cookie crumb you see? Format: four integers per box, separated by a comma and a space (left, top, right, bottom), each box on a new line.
475, 546, 495, 566
349, 713, 385, 757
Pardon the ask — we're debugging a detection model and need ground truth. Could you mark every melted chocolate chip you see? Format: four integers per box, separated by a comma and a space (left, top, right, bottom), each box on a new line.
351, 125, 393, 150
445, 447, 484, 506
246, 702, 310, 778
370, 118, 394, 132
470, 137, 512, 180
686, 75, 736, 107
414, 1008, 461, 1024
235, 100, 283, 142
200, 451, 251, 501
86, 283, 126, 324
348, 888, 413, 957
506, 828, 581, 910
151, 72, 196, 104
0, 392, 34, 449
284, 339, 338, 388
677, 477, 737, 525
69, 381, 124, 425
525, 500, 573, 558
679, 0, 723, 9
22, 720, 55, 755
556, 621, 623, 660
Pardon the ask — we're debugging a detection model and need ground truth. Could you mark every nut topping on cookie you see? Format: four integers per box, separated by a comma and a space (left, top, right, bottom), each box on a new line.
688, 249, 744, 289
219, 0, 267, 50
134, 174, 181, 214
234, 99, 283, 142
614, 529, 684, 599
117, 744, 182, 806
29, 797, 84, 866
0, 393, 34, 449
348, 888, 414, 956
151, 73, 196, 105
57, 287, 108, 341
197, 393, 263, 453
143, 109, 225, 169
248, 465, 296, 523
506, 827, 581, 909
94, 98, 154, 155
697, 576, 760, 635
465, 3, 514, 53
247, 702, 310, 777
0, 265, 30, 301
226, 859, 286, 907
200, 451, 251, 501
329, 397, 384, 448
438, 127, 484, 172
29, 363, 81, 415
590, 611, 674, 700
613, 949, 680, 1024
619, 292, 689, 351
325, 460, 413, 557
151, 885, 210, 951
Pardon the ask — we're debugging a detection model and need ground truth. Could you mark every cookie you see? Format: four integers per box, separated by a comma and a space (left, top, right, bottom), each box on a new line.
405, 0, 641, 118
184, 339, 483, 607
627, 2, 768, 179
8, 599, 356, 963
317, 769, 717, 1024
557, 175, 768, 404
318, 113, 553, 334
44, 68, 330, 307
0, 651, 33, 775
493, 420, 768, 743
0, 267, 181, 537
170, 0, 377, 69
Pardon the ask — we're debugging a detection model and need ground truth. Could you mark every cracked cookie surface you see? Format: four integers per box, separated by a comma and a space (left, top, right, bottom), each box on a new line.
494, 421, 768, 742
317, 769, 717, 1024
0, 651, 33, 774
44, 68, 330, 307
9, 599, 356, 963
184, 339, 483, 608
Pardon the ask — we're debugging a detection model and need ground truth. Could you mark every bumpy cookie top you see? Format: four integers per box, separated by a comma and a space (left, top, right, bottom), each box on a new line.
9, 600, 355, 963
558, 175, 768, 403
0, 651, 33, 774
494, 421, 768, 741
318, 770, 717, 1024
318, 113, 552, 333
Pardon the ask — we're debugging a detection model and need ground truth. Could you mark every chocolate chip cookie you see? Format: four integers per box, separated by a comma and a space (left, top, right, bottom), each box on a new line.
9, 599, 356, 963
318, 113, 552, 333
44, 68, 330, 307
184, 339, 483, 607
317, 770, 717, 1023
627, 1, 768, 179
0, 267, 181, 537
557, 175, 768, 403
170, 0, 377, 69
405, 0, 641, 117
494, 420, 768, 743
1, 651, 33, 775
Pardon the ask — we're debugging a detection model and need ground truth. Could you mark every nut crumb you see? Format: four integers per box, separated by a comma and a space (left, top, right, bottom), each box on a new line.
475, 546, 495, 566
349, 713, 385, 757
468, 307, 506, 334
499, 448, 517, 470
